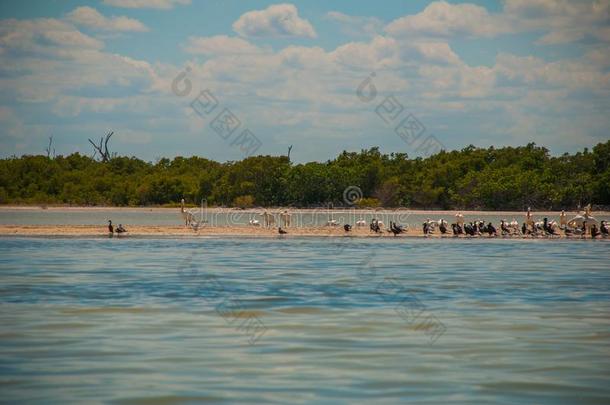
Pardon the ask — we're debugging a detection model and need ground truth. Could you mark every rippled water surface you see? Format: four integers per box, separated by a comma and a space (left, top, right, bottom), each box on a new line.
2, 208, 608, 228
1, 237, 609, 404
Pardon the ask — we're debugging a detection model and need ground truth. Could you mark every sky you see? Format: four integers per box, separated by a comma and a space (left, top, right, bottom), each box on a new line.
0, 0, 609, 163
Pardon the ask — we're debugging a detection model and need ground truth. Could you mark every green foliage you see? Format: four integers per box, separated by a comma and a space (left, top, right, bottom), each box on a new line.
233, 195, 255, 208
0, 141, 608, 209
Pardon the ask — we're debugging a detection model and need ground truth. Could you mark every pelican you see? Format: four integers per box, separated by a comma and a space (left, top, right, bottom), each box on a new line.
455, 212, 464, 227
356, 219, 367, 227
180, 198, 196, 226
559, 210, 567, 228
439, 220, 448, 234
567, 214, 598, 229
526, 207, 534, 226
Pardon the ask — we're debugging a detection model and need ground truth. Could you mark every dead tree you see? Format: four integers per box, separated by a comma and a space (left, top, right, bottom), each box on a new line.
89, 131, 113, 162
287, 145, 293, 162
45, 135, 55, 159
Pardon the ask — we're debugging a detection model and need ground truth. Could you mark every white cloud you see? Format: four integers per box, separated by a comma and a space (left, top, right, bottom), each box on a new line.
325, 11, 382, 37
102, 0, 190, 9
385, 1, 505, 38
67, 6, 148, 32
184, 35, 263, 55
0, 18, 104, 57
233, 3, 316, 38
385, 0, 610, 45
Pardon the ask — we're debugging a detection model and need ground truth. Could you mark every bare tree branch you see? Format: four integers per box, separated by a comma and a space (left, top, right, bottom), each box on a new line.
88, 131, 114, 162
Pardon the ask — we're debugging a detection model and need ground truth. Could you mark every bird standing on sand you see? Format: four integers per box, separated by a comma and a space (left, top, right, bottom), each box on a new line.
278, 227, 287, 235
601, 221, 609, 237
116, 224, 127, 235
108, 220, 114, 234
439, 221, 447, 234
590, 225, 600, 238
344, 224, 352, 232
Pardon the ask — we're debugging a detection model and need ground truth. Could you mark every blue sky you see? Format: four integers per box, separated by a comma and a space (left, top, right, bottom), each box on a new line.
0, 0, 609, 163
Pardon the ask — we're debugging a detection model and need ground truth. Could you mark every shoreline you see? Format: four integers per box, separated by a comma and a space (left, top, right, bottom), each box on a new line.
0, 225, 607, 239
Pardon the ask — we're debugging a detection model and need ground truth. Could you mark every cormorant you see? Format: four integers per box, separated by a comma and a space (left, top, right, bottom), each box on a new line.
108, 220, 114, 233
278, 227, 287, 235
590, 225, 600, 238
389, 221, 404, 236
439, 222, 447, 234
344, 224, 352, 232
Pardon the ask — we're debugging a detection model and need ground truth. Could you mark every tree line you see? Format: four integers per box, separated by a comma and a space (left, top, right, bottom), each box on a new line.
0, 141, 608, 210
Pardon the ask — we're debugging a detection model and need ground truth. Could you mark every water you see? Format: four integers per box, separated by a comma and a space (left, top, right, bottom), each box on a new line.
1, 237, 609, 404
1, 208, 608, 228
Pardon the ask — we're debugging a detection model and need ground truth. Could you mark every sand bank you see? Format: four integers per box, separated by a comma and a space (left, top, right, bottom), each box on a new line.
1, 224, 607, 239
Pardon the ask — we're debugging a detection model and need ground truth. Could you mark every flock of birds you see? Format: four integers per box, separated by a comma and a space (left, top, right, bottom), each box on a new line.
278, 209, 609, 239
179, 199, 607, 239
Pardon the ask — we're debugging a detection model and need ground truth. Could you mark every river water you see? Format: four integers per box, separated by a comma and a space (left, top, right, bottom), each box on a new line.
0, 237, 609, 403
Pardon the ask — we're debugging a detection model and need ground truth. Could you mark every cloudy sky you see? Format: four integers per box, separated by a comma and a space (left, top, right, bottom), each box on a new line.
0, 0, 609, 162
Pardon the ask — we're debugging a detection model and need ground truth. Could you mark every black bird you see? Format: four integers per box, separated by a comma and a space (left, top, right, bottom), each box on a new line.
344, 224, 352, 232
601, 221, 609, 236
116, 224, 127, 234
389, 221, 404, 236
439, 221, 447, 234
543, 217, 553, 235
500, 220, 510, 236
521, 222, 528, 235
422, 221, 430, 235
278, 227, 287, 235
590, 225, 600, 238
451, 223, 459, 236
108, 220, 114, 233
464, 223, 476, 236
486, 222, 497, 236
370, 219, 381, 234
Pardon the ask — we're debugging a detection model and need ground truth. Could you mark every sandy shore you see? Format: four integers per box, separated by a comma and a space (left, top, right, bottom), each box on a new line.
1, 224, 607, 239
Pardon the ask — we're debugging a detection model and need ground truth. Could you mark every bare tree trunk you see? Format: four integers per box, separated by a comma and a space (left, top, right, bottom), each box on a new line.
45, 136, 55, 159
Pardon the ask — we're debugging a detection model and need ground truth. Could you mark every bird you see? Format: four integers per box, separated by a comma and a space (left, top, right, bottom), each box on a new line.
389, 221, 404, 236
355, 219, 367, 227
344, 224, 352, 232
107, 220, 114, 233
115, 224, 127, 235
485, 222, 497, 236
601, 221, 609, 237
590, 225, 601, 238
370, 219, 381, 233
248, 219, 260, 226
278, 227, 287, 235
423, 221, 430, 235
439, 221, 448, 234
500, 220, 510, 236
